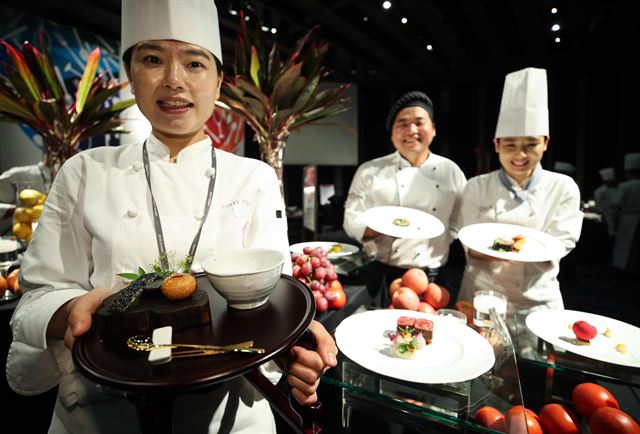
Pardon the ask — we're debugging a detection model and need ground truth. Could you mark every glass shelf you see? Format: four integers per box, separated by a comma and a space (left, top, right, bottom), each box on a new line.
321, 306, 529, 433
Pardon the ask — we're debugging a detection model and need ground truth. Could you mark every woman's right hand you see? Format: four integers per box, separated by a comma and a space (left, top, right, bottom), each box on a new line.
47, 287, 113, 350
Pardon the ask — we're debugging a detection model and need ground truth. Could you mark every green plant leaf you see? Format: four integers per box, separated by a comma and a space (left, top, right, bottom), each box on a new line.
270, 62, 303, 109
117, 273, 140, 281
0, 40, 41, 101
249, 46, 261, 89
75, 47, 101, 115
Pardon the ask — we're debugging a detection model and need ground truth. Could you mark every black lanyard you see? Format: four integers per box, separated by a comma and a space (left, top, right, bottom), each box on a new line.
142, 141, 217, 270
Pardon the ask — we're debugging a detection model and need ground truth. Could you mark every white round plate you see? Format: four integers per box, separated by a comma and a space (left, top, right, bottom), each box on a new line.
362, 206, 445, 240
458, 223, 566, 262
289, 241, 360, 259
526, 309, 640, 368
335, 309, 495, 384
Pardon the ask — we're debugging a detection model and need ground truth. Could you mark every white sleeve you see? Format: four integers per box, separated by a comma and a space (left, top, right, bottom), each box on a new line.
343, 164, 372, 242
7, 158, 92, 395
242, 164, 292, 275
544, 179, 583, 257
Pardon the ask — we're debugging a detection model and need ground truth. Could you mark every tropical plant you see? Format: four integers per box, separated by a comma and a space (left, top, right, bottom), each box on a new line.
220, 13, 352, 200
0, 33, 135, 178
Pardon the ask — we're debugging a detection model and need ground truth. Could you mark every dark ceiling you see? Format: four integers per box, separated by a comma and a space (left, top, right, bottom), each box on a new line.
4, 0, 637, 88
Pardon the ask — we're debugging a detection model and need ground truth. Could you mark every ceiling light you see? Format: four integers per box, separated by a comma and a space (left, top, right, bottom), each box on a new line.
426, 44, 433, 51
401, 17, 408, 24
244, 15, 250, 21
271, 27, 277, 34
229, 9, 238, 16
363, 16, 369, 22
551, 24, 560, 32
261, 25, 269, 32
551, 7, 558, 14
382, 1, 392, 10
555, 37, 561, 43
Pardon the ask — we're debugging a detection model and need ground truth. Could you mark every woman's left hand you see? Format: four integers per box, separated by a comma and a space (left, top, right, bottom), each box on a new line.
286, 320, 338, 405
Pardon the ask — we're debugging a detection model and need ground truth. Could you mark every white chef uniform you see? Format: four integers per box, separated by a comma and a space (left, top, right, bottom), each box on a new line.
343, 151, 466, 268
0, 162, 52, 234
594, 167, 617, 236
454, 67, 583, 348
612, 152, 640, 271
7, 136, 290, 433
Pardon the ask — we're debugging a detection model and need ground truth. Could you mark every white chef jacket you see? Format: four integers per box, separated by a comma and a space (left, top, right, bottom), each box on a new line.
454, 169, 582, 320
611, 179, 640, 270
0, 162, 52, 234
6, 135, 290, 434
343, 151, 466, 269
594, 184, 617, 236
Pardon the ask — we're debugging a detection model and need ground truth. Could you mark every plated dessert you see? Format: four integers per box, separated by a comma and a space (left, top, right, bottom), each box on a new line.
491, 234, 526, 252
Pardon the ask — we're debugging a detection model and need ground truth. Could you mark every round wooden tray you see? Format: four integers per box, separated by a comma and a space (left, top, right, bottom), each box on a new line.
72, 274, 314, 392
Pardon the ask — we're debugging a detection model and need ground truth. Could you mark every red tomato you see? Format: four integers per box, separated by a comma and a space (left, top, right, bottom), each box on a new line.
391, 287, 420, 310
590, 407, 640, 434
401, 268, 429, 296
326, 289, 347, 309
328, 280, 343, 293
505, 405, 543, 434
539, 403, 580, 434
6, 268, 19, 290
572, 382, 619, 418
475, 406, 506, 432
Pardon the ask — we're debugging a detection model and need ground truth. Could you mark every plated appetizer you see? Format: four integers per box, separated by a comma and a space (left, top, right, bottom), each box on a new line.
388, 315, 434, 359
491, 234, 526, 252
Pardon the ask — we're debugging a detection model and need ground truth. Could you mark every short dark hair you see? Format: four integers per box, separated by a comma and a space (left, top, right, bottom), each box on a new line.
121, 46, 223, 77
386, 91, 435, 132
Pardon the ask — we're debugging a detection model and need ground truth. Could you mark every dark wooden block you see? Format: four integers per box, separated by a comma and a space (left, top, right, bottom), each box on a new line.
96, 287, 211, 335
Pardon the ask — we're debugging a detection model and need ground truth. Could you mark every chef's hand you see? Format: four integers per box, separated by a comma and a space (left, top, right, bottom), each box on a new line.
363, 226, 384, 241
47, 287, 113, 350
287, 320, 338, 405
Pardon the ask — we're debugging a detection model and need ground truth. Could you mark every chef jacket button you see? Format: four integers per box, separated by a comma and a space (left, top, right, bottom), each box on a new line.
132, 161, 143, 172
205, 167, 216, 178
432, 167, 436, 171
432, 207, 437, 212
194, 211, 204, 220
127, 209, 138, 218
436, 184, 439, 188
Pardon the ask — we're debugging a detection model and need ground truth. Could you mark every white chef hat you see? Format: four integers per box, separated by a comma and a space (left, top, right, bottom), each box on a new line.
121, 0, 223, 64
599, 167, 615, 181
495, 67, 548, 138
624, 152, 640, 170
553, 161, 575, 176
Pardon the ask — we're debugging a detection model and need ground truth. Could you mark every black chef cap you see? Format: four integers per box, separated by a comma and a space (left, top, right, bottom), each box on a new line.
385, 91, 434, 132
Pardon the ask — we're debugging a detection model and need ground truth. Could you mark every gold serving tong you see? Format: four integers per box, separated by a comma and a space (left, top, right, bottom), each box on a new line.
127, 335, 265, 358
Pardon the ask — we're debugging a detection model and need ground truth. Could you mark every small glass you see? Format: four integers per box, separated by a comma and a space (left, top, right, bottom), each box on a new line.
473, 289, 507, 328
435, 308, 467, 325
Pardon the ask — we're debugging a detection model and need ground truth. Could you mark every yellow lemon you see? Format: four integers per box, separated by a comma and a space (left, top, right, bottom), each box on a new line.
12, 222, 33, 241
37, 194, 47, 205
19, 189, 45, 206
14, 207, 32, 223
30, 204, 44, 220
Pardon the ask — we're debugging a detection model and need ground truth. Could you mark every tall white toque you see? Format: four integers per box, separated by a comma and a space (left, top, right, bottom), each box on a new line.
495, 67, 548, 139
121, 0, 223, 64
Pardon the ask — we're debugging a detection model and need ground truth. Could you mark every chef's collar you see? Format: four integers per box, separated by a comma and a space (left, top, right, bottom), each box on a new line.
394, 151, 431, 170
498, 164, 543, 202
147, 134, 213, 162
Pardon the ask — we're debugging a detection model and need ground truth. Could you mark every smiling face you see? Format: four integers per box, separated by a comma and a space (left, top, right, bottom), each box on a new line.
125, 40, 222, 148
391, 106, 436, 166
494, 135, 549, 185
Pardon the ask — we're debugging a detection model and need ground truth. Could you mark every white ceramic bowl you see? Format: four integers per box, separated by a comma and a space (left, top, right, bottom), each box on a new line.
202, 248, 285, 310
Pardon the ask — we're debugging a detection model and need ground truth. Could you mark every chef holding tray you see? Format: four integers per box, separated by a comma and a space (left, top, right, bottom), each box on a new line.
5, 1, 337, 433
453, 67, 583, 348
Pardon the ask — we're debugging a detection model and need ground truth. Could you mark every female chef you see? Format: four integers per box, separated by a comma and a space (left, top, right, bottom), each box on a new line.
6, 1, 337, 432
454, 67, 583, 346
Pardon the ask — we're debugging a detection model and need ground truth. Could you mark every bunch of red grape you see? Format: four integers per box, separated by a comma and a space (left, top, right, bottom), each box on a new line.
291, 246, 344, 312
